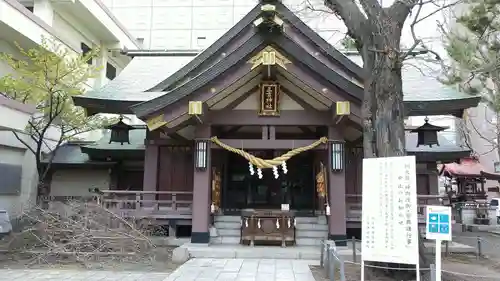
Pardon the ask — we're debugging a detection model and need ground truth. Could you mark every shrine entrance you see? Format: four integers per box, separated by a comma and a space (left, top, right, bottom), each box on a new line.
220, 149, 316, 214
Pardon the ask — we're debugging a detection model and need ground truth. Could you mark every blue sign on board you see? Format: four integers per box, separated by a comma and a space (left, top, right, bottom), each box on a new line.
426, 205, 452, 241
427, 213, 450, 234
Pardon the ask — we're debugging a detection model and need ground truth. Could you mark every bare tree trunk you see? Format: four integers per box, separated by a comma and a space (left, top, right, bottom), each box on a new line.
362, 33, 430, 281
362, 33, 406, 159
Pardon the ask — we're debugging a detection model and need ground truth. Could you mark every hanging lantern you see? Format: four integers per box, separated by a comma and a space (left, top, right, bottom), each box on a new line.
106, 116, 135, 145
194, 139, 209, 170
410, 117, 446, 147
330, 140, 345, 172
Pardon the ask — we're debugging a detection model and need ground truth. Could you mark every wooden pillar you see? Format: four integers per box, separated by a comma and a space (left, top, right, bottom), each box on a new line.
327, 126, 347, 246
191, 124, 212, 243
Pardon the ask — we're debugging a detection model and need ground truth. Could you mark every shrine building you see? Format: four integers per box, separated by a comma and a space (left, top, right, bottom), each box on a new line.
44, 0, 479, 246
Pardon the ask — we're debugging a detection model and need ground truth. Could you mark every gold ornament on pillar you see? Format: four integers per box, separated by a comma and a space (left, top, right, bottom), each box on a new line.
316, 162, 327, 198
211, 167, 221, 213
316, 162, 330, 215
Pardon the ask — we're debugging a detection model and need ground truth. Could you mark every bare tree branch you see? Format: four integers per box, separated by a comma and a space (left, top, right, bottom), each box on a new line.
324, 0, 367, 42
387, 0, 419, 24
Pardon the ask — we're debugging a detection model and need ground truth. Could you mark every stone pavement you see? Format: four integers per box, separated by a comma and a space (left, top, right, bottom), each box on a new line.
0, 258, 319, 281
165, 258, 318, 281
0, 269, 170, 281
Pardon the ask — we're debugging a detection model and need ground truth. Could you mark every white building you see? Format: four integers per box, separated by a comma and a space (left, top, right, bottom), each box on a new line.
0, 0, 141, 218
101, 0, 348, 50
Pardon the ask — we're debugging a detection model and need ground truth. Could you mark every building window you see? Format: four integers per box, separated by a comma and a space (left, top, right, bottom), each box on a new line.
196, 36, 207, 48
81, 43, 92, 65
106, 63, 116, 80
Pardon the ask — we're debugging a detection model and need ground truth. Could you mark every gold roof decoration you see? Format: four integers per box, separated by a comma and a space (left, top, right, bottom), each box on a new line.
247, 46, 292, 70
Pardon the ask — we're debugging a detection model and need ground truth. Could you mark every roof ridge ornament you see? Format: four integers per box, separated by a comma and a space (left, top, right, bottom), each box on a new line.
253, 3, 284, 32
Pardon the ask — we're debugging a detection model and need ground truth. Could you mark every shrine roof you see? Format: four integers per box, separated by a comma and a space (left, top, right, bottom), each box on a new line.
74, 50, 480, 117
79, 125, 146, 160
440, 157, 500, 180
346, 55, 480, 117
74, 0, 365, 116
405, 132, 470, 162
41, 142, 116, 168
73, 0, 479, 118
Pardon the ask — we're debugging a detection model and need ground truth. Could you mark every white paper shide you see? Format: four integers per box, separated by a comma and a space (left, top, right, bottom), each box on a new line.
361, 156, 419, 265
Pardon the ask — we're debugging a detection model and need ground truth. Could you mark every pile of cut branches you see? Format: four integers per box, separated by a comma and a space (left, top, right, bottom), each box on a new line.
0, 200, 156, 267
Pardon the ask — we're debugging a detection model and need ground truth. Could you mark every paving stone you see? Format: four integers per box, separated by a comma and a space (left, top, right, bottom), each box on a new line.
3, 258, 318, 281
235, 277, 256, 281
216, 272, 239, 280
0, 269, 171, 281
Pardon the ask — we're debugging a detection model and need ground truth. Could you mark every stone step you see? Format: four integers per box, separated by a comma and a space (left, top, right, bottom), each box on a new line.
296, 230, 328, 239
217, 228, 240, 237
295, 216, 327, 224
214, 231, 327, 240
296, 238, 323, 246
210, 236, 240, 245
214, 221, 240, 229
295, 223, 329, 231
183, 244, 354, 260
214, 215, 240, 223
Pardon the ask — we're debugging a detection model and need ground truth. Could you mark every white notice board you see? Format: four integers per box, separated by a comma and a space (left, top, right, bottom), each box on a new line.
361, 156, 419, 265
425, 205, 452, 241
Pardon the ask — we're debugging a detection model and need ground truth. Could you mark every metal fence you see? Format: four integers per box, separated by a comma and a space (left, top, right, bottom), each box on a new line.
320, 240, 346, 281
319, 236, 500, 281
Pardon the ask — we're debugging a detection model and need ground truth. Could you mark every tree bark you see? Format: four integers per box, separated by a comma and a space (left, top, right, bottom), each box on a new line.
361, 24, 406, 158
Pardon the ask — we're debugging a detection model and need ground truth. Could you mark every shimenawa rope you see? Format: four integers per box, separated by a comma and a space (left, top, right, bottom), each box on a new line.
210, 136, 328, 169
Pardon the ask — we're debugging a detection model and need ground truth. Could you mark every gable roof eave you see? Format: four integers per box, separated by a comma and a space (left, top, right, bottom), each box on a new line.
274, 2, 364, 81
270, 35, 363, 102
132, 29, 366, 119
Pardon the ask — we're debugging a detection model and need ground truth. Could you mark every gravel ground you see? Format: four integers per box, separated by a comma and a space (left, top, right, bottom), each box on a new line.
0, 246, 180, 272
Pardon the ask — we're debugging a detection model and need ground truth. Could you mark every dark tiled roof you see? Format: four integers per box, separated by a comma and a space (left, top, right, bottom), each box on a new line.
406, 131, 468, 153
44, 143, 92, 164
74, 56, 192, 102
81, 128, 146, 151
42, 128, 147, 166
74, 54, 479, 110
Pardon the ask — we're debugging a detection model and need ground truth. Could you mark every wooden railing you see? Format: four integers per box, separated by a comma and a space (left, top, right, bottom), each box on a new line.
97, 190, 194, 219
345, 194, 448, 223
